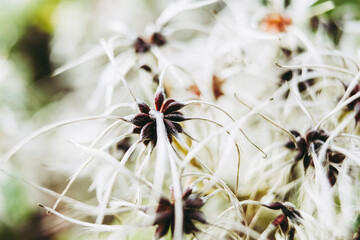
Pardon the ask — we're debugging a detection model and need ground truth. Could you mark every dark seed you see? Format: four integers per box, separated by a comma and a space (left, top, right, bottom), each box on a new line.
133, 127, 142, 134
281, 48, 292, 59
150, 32, 167, 46
329, 152, 345, 164
162, 102, 185, 114
131, 113, 152, 126
137, 101, 151, 114
164, 119, 178, 141
290, 130, 301, 138
160, 99, 176, 112
305, 131, 317, 142
303, 154, 311, 171
155, 220, 171, 239
173, 122, 183, 133
288, 226, 296, 240
140, 122, 156, 142
317, 130, 329, 142
182, 187, 193, 199
134, 37, 151, 53
185, 196, 204, 209
280, 70, 293, 82
155, 90, 165, 111
186, 210, 207, 224
272, 214, 289, 233
267, 202, 284, 210
327, 165, 338, 186
164, 113, 186, 122
140, 64, 152, 72
285, 140, 296, 150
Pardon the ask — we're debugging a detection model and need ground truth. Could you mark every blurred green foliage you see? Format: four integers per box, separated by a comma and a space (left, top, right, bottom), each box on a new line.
0, 0, 57, 54
314, 0, 360, 18
0, 0, 81, 115
0, 179, 37, 240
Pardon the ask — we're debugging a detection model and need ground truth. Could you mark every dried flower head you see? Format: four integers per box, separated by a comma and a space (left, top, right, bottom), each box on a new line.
153, 187, 207, 239
134, 32, 167, 53
131, 90, 185, 146
279, 69, 315, 97
285, 129, 345, 185
263, 202, 302, 236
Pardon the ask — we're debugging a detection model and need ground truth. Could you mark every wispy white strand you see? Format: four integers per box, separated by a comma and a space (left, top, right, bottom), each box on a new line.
310, 146, 336, 231
51, 130, 133, 212
287, 78, 317, 124
2, 115, 120, 166
155, 0, 220, 28
40, 205, 140, 232
276, 63, 355, 76
317, 90, 360, 128
94, 140, 139, 226
99, 39, 137, 103
182, 97, 273, 168
318, 113, 354, 164
288, 26, 323, 64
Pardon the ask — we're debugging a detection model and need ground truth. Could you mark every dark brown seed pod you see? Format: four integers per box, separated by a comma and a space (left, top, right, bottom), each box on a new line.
130, 90, 185, 146
285, 129, 344, 186
134, 32, 167, 53
264, 202, 302, 236
153, 188, 207, 239
264, 202, 302, 221
150, 32, 167, 46
134, 37, 151, 53
140, 64, 152, 73
273, 214, 289, 233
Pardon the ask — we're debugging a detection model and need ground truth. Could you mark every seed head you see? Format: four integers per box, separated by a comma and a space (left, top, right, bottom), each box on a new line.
263, 202, 302, 235
153, 187, 207, 239
134, 32, 167, 53
285, 129, 345, 186
131, 90, 185, 146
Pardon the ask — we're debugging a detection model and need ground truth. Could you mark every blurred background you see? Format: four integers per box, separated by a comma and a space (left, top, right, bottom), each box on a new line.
1, 0, 360, 239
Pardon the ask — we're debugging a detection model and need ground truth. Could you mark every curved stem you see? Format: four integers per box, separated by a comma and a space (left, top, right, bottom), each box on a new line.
184, 117, 243, 193
234, 94, 298, 147
275, 62, 355, 76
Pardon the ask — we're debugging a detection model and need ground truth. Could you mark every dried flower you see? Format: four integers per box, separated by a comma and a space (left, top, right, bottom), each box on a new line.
279, 69, 315, 96
134, 32, 167, 53
263, 202, 302, 236
131, 90, 185, 146
285, 129, 345, 185
153, 187, 207, 239
134, 37, 152, 53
